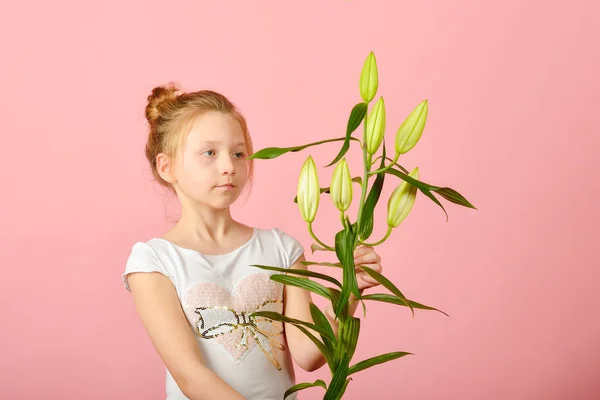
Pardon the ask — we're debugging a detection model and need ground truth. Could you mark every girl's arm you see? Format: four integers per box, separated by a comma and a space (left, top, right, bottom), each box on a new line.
282, 253, 361, 372
127, 272, 245, 400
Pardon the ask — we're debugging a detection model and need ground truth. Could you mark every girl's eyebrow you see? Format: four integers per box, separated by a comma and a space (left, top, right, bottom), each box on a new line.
199, 140, 246, 147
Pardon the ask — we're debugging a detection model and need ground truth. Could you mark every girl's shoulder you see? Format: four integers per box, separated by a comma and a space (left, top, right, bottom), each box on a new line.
260, 226, 305, 266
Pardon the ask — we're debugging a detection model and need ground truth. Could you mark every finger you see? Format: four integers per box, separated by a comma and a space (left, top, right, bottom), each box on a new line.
369, 262, 383, 272
355, 262, 376, 271
353, 246, 367, 258
357, 273, 379, 285
356, 252, 379, 264
356, 262, 383, 272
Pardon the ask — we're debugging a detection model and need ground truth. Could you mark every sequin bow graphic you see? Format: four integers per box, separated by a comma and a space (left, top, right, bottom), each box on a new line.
194, 299, 285, 370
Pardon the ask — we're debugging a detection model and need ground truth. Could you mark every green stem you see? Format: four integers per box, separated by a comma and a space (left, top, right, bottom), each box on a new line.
358, 226, 393, 246
371, 155, 408, 173
368, 152, 400, 175
308, 222, 335, 251
354, 121, 371, 249
340, 210, 346, 226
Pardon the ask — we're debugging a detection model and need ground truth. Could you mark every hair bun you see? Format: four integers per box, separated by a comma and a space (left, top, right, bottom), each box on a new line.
145, 81, 183, 125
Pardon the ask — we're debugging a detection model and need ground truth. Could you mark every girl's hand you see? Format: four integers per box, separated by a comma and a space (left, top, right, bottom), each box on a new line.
353, 245, 383, 291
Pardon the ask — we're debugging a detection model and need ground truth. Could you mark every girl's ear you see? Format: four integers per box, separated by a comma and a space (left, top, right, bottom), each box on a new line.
156, 153, 176, 184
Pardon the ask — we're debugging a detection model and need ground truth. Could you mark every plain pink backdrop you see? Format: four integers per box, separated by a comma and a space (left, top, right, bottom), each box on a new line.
1, 0, 599, 399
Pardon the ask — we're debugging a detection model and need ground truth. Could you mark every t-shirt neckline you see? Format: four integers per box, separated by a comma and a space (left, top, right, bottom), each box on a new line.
152, 227, 258, 258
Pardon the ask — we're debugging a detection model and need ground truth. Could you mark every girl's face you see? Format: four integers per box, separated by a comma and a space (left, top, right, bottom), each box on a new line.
171, 111, 248, 209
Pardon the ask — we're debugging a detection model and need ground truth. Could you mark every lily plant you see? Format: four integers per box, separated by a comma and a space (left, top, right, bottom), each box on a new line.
248, 51, 477, 399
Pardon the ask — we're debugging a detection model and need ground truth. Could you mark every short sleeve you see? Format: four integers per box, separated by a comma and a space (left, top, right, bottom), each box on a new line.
122, 242, 173, 292
273, 228, 305, 268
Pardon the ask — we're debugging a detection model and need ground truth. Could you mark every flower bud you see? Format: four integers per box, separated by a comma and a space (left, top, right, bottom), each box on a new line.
297, 155, 320, 223
360, 51, 378, 102
365, 97, 386, 155
330, 158, 353, 212
387, 167, 419, 228
395, 100, 428, 155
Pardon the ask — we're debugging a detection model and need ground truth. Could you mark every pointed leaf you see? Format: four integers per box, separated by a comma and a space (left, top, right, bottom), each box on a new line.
334, 222, 361, 318
326, 102, 368, 167
357, 266, 415, 317
324, 354, 351, 400
434, 187, 477, 209
360, 294, 450, 317
328, 287, 342, 316
250, 264, 342, 288
385, 166, 434, 191
248, 137, 361, 160
283, 379, 327, 399
422, 187, 449, 222
334, 317, 360, 364
385, 167, 449, 221
309, 303, 336, 351
352, 176, 363, 186
372, 156, 410, 174
359, 141, 387, 241
385, 167, 475, 219
294, 324, 335, 372
339, 378, 352, 400
301, 261, 343, 268
348, 351, 413, 375
310, 243, 333, 253
251, 311, 335, 342
269, 274, 332, 300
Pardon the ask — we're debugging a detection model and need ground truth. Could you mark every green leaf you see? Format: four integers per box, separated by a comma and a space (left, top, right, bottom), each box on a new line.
385, 167, 476, 221
360, 294, 450, 317
324, 354, 351, 400
328, 288, 342, 316
435, 187, 477, 209
283, 379, 327, 399
293, 177, 362, 203
326, 102, 369, 167
358, 141, 386, 241
250, 311, 336, 342
357, 266, 415, 318
352, 176, 363, 186
301, 261, 343, 268
372, 156, 410, 174
269, 274, 332, 300
339, 378, 352, 400
250, 264, 342, 288
421, 188, 449, 222
309, 303, 336, 352
385, 167, 449, 221
248, 137, 362, 160
310, 243, 333, 253
334, 317, 361, 365
348, 351, 413, 375
385, 166, 435, 191
294, 324, 336, 373
334, 220, 361, 318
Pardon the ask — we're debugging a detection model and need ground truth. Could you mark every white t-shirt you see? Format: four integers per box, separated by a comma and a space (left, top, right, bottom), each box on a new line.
122, 227, 305, 400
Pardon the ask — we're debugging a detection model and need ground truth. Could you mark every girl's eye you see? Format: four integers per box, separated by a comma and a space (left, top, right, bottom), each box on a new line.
234, 152, 245, 159
202, 150, 216, 157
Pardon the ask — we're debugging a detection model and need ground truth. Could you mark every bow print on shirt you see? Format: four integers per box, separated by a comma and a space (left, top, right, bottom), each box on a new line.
194, 299, 285, 370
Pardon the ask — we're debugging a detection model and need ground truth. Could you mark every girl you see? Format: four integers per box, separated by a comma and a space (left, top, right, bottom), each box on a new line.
122, 83, 385, 400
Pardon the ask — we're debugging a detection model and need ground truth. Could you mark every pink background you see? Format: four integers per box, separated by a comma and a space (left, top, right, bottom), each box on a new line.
1, 0, 599, 399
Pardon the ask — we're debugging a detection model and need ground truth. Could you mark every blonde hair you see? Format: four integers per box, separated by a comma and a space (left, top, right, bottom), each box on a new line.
144, 81, 254, 197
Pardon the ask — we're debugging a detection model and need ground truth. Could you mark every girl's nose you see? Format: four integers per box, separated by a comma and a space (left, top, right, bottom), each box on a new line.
220, 154, 236, 174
